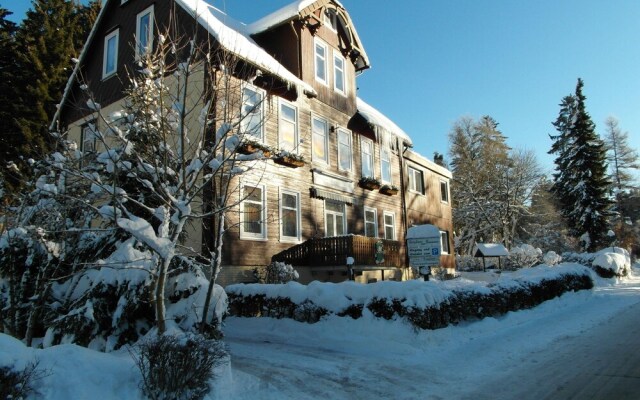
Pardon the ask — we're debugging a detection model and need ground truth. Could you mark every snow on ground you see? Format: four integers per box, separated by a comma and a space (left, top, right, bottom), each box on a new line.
2, 265, 640, 399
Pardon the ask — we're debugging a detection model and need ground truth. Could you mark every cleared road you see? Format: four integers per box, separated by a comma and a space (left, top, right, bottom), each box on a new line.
465, 300, 640, 400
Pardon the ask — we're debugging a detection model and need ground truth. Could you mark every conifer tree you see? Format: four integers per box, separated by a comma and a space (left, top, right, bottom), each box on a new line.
603, 116, 639, 193
549, 79, 613, 251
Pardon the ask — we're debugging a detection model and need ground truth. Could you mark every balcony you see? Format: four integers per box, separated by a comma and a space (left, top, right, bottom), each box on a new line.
271, 235, 403, 269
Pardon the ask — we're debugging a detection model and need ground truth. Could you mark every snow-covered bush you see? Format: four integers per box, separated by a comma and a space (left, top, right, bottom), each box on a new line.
456, 255, 483, 271
228, 265, 593, 327
507, 244, 542, 269
0, 360, 47, 400
253, 261, 299, 284
542, 251, 562, 266
132, 333, 227, 400
591, 247, 631, 278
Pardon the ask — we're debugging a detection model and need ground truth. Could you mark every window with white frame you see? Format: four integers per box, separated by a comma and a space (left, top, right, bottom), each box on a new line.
364, 207, 377, 238
361, 137, 374, 178
408, 166, 424, 194
337, 129, 352, 171
280, 190, 301, 241
136, 6, 154, 59
440, 231, 450, 254
314, 39, 328, 85
103, 29, 119, 78
324, 8, 337, 31
380, 146, 391, 184
240, 184, 266, 239
312, 116, 329, 163
241, 85, 264, 141
81, 123, 97, 154
333, 53, 346, 95
325, 200, 346, 237
279, 101, 298, 152
440, 179, 450, 203
383, 211, 396, 240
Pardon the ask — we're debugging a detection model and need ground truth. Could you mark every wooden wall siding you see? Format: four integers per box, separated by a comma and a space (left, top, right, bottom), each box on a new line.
61, 0, 211, 125
252, 23, 301, 78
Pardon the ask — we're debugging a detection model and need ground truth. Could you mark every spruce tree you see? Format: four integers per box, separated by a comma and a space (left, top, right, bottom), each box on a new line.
549, 79, 613, 251
0, 7, 23, 190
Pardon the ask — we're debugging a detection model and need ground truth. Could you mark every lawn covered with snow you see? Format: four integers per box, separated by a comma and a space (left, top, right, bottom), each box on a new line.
2, 263, 639, 399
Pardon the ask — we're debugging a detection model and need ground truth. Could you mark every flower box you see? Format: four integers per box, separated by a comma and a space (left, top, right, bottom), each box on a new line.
274, 155, 305, 168
379, 185, 399, 196
358, 177, 381, 191
237, 142, 271, 158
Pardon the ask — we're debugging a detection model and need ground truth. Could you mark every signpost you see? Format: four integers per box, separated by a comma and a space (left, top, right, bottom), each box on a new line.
406, 225, 441, 281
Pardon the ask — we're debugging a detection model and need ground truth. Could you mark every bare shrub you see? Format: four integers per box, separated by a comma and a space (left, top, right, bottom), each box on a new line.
0, 360, 48, 400
132, 334, 227, 400
253, 261, 299, 284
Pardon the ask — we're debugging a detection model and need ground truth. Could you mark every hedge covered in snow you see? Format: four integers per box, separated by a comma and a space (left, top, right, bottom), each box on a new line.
227, 264, 593, 330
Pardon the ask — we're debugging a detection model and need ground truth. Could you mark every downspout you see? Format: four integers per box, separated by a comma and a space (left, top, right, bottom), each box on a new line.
399, 138, 410, 271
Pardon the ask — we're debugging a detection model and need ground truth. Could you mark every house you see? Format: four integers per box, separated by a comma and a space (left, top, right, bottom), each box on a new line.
52, 0, 454, 286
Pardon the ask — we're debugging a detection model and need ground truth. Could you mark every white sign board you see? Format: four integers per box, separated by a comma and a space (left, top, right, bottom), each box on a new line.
406, 225, 441, 267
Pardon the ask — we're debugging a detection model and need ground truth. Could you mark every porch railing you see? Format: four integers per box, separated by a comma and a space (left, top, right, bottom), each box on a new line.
271, 235, 403, 268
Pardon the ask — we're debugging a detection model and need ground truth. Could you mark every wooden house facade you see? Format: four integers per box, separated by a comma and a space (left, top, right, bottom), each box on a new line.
54, 0, 455, 286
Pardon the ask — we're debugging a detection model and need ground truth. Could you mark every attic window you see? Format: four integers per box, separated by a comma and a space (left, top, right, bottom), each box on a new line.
324, 9, 337, 31
135, 5, 154, 59
102, 29, 119, 79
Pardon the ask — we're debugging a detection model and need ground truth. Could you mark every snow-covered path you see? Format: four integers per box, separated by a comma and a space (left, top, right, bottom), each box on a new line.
221, 272, 640, 399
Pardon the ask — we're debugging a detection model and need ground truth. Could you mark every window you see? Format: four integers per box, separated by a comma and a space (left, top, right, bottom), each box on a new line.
314, 39, 328, 85
324, 8, 337, 31
280, 190, 301, 242
312, 116, 329, 163
136, 6, 154, 59
408, 166, 424, 194
103, 29, 119, 78
325, 200, 346, 237
241, 86, 264, 141
240, 184, 266, 240
333, 53, 346, 95
383, 211, 396, 240
440, 231, 450, 254
81, 123, 97, 154
364, 207, 377, 238
361, 138, 374, 178
440, 180, 450, 203
380, 147, 391, 184
279, 101, 298, 152
337, 129, 352, 171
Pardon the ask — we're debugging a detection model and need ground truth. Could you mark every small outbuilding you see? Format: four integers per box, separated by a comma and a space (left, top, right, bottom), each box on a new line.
474, 243, 509, 271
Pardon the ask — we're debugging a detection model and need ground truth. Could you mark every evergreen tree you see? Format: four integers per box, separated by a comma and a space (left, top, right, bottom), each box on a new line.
549, 79, 613, 251
603, 116, 639, 193
0, 7, 24, 190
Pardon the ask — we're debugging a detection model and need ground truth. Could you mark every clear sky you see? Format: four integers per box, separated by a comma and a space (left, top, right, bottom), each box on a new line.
5, 0, 640, 180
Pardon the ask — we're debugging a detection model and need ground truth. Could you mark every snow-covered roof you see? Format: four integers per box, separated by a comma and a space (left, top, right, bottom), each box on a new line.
247, 0, 344, 34
474, 243, 509, 257
356, 98, 413, 145
176, 0, 316, 96
51, 0, 318, 130
406, 224, 441, 239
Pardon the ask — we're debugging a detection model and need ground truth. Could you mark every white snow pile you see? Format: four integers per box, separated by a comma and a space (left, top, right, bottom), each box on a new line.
507, 244, 542, 268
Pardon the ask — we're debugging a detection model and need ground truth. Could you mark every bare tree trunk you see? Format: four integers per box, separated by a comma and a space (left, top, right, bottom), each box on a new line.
200, 212, 225, 333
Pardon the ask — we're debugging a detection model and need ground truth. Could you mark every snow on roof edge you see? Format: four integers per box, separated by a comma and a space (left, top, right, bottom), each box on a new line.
177, 0, 316, 97
247, 0, 345, 35
475, 243, 509, 257
356, 97, 413, 145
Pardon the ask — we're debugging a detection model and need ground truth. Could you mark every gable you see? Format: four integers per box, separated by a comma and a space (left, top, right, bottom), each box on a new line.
247, 0, 370, 72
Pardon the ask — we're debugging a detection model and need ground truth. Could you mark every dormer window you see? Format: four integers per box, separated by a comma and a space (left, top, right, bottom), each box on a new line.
314, 39, 328, 85
324, 9, 338, 31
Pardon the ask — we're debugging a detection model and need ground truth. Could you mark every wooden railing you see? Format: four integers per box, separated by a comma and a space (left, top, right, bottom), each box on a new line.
271, 235, 403, 268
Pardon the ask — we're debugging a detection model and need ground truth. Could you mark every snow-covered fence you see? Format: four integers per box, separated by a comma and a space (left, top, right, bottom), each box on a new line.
227, 265, 593, 330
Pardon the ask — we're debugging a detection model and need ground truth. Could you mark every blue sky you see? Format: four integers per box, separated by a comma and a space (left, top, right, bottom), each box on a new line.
5, 0, 640, 179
